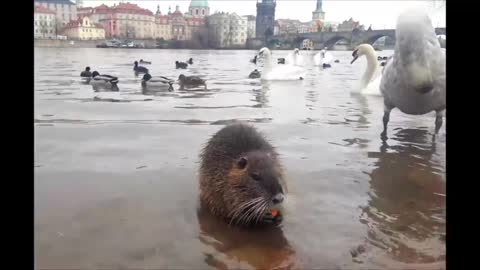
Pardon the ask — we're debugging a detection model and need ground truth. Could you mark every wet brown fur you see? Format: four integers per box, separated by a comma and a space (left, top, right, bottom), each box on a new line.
199, 122, 286, 225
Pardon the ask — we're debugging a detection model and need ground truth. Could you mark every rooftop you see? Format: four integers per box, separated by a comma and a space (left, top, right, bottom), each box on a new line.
189, 0, 209, 8
35, 0, 75, 5
34, 5, 56, 14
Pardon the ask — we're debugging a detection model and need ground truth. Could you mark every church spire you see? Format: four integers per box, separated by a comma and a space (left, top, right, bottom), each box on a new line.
315, 0, 323, 12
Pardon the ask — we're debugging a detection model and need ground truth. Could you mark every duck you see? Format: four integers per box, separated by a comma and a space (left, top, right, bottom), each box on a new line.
177, 74, 207, 90
334, 60, 340, 63
141, 73, 174, 91
351, 44, 383, 96
380, 9, 445, 137
175, 61, 188, 69
257, 47, 305, 81
133, 61, 149, 74
187, 58, 193, 64
90, 71, 119, 91
139, 59, 152, 65
314, 47, 334, 68
248, 69, 261, 79
80, 66, 92, 83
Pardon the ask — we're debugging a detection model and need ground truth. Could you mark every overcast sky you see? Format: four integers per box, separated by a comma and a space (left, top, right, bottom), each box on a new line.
83, 0, 446, 29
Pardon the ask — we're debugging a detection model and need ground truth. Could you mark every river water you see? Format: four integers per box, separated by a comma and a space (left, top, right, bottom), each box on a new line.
34, 48, 445, 270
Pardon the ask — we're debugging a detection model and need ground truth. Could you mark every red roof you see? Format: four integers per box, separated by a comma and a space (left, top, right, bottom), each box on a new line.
34, 5, 56, 14
89, 2, 153, 16
63, 17, 104, 30
112, 2, 154, 16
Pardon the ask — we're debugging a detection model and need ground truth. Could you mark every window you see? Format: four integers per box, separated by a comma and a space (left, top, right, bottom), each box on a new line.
195, 9, 199, 15
202, 9, 205, 15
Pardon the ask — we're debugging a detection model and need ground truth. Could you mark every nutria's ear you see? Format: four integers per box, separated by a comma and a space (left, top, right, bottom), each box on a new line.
237, 157, 248, 170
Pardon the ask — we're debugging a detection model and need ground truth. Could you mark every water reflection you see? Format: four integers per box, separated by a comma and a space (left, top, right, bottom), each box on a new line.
362, 128, 445, 264
197, 203, 300, 269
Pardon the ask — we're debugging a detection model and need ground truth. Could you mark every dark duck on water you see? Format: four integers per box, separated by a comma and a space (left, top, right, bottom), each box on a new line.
176, 61, 188, 69
133, 61, 149, 74
177, 74, 207, 90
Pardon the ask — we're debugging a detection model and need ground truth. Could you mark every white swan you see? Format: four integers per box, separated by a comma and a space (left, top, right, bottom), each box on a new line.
285, 48, 305, 66
380, 9, 446, 137
351, 44, 383, 96
314, 48, 334, 67
257, 47, 305, 81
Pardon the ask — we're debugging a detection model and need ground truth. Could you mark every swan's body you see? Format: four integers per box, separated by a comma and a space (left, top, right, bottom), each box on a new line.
380, 9, 446, 136
314, 49, 334, 67
351, 44, 383, 96
257, 47, 305, 81
285, 48, 304, 66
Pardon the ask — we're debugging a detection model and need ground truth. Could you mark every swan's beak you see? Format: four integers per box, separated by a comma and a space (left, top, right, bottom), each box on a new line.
351, 56, 359, 64
351, 49, 359, 64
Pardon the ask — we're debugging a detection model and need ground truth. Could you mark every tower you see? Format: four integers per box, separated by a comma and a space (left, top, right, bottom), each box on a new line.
156, 4, 161, 15
189, 0, 210, 18
255, 0, 276, 39
312, 0, 325, 22
76, 0, 83, 8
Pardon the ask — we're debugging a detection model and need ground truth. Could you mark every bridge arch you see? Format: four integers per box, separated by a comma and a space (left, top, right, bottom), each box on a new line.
364, 34, 396, 46
323, 36, 351, 49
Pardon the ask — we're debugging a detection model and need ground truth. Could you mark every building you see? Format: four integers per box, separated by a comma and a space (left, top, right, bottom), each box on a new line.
207, 12, 247, 48
337, 17, 362, 32
312, 0, 325, 23
78, 2, 205, 41
154, 5, 172, 40
170, 5, 188, 40
255, 0, 276, 39
189, 0, 210, 18
76, 0, 83, 8
274, 19, 301, 35
34, 0, 77, 28
243, 15, 256, 38
34, 5, 57, 39
62, 16, 105, 40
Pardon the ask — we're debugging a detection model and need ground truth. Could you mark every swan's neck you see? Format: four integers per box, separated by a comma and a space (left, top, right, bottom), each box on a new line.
263, 53, 273, 73
361, 49, 378, 87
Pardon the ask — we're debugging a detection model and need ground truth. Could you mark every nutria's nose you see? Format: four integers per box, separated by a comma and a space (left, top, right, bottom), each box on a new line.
272, 194, 284, 204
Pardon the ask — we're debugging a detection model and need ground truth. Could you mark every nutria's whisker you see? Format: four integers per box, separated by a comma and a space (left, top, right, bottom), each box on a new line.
229, 197, 263, 225
254, 201, 268, 224
238, 200, 262, 226
245, 199, 267, 225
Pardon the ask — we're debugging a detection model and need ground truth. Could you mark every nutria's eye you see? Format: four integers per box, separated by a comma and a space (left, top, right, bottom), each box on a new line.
250, 173, 261, 181
237, 157, 248, 169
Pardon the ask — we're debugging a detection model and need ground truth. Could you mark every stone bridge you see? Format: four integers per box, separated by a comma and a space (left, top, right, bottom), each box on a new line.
271, 28, 446, 49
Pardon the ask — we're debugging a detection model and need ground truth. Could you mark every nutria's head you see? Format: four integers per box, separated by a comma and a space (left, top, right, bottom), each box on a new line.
223, 150, 286, 227
178, 74, 186, 82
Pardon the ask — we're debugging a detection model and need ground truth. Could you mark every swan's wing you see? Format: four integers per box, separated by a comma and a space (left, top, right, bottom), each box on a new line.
313, 52, 322, 66
324, 52, 334, 64
361, 75, 382, 96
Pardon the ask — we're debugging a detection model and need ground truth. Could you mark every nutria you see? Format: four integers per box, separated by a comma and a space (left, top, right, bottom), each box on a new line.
199, 123, 287, 227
